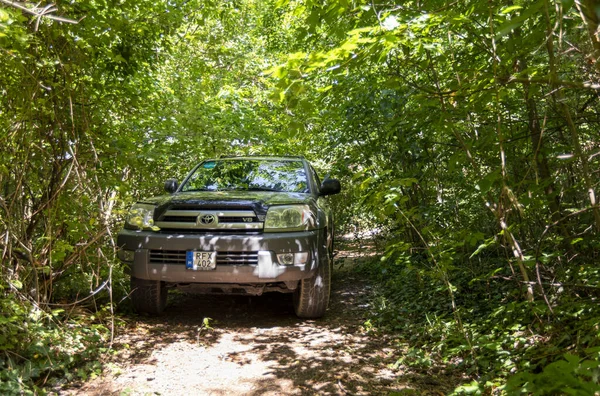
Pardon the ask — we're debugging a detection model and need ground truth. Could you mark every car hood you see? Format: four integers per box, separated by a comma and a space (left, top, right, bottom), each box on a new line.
140, 191, 314, 217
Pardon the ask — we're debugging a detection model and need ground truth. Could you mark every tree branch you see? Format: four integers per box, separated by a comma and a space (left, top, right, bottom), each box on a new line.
0, 0, 80, 30
498, 76, 600, 90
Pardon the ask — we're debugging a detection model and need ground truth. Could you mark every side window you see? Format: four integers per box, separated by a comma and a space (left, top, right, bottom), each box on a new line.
310, 166, 321, 192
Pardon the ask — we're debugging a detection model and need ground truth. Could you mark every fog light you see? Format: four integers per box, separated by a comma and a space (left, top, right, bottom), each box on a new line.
277, 252, 309, 265
277, 253, 294, 265
118, 249, 135, 262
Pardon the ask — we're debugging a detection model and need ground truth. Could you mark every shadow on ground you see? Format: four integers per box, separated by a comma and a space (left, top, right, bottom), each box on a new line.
66, 249, 458, 395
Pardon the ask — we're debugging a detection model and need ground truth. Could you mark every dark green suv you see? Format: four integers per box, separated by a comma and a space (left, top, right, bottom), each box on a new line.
117, 156, 341, 318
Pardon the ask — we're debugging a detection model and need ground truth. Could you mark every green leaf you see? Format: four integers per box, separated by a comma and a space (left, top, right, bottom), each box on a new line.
476, 170, 500, 193
500, 5, 523, 14
496, 0, 544, 36
11, 280, 23, 290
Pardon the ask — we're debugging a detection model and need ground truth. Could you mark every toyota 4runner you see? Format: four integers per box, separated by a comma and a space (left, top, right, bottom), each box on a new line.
117, 156, 341, 318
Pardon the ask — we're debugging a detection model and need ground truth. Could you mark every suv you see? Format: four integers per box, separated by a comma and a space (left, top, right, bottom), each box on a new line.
117, 156, 341, 318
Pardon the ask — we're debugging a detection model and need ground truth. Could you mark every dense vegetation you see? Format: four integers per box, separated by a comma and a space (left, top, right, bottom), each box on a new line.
1, 0, 599, 393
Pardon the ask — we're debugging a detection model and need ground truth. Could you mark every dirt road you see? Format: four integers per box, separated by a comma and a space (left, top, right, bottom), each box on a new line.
65, 253, 450, 395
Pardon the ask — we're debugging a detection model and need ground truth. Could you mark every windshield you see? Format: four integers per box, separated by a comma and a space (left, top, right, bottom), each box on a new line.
180, 159, 309, 193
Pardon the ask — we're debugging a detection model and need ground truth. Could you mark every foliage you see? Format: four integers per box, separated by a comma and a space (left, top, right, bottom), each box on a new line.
2, 0, 600, 393
268, 0, 600, 392
0, 286, 109, 393
0, 0, 326, 391
0, 0, 206, 391
505, 353, 600, 395
355, 249, 600, 394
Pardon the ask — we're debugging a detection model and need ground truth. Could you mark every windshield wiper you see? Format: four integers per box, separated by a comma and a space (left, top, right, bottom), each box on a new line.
182, 188, 213, 192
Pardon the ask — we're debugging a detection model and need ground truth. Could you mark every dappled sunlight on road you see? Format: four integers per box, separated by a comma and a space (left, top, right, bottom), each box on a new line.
65, 254, 454, 395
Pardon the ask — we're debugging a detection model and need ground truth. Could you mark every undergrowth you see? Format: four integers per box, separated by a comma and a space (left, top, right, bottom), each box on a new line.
355, 248, 600, 395
0, 282, 118, 394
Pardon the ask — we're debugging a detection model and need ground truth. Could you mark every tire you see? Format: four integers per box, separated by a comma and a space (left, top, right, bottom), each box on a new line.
293, 253, 331, 319
130, 277, 167, 315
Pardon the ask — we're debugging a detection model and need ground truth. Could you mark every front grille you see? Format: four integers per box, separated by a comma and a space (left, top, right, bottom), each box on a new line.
155, 229, 262, 235
160, 215, 259, 223
162, 215, 197, 222
149, 250, 186, 265
218, 216, 258, 223
155, 207, 263, 231
149, 250, 259, 266
218, 251, 259, 265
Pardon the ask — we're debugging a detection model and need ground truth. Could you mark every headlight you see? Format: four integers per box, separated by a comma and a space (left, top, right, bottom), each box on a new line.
125, 203, 158, 230
264, 205, 316, 232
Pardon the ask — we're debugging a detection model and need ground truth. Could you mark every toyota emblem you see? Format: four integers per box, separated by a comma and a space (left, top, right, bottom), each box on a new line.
198, 214, 216, 225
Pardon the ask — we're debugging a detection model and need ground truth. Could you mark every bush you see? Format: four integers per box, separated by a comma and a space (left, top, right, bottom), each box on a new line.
355, 247, 600, 394
0, 285, 111, 394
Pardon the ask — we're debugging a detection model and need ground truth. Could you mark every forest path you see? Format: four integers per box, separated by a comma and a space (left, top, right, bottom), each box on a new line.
66, 243, 452, 395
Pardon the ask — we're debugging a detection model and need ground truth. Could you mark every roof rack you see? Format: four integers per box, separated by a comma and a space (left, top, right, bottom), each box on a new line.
217, 154, 305, 159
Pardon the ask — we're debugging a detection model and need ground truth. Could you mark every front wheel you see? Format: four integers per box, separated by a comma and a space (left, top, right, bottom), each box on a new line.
130, 277, 167, 315
293, 255, 331, 319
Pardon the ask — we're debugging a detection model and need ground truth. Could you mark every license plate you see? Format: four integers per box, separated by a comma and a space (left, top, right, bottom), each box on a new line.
186, 251, 217, 270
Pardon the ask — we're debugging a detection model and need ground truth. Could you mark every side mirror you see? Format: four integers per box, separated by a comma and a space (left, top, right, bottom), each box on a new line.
164, 179, 178, 194
320, 178, 341, 196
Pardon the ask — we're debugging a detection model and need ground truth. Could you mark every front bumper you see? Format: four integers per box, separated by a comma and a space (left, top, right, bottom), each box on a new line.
117, 229, 325, 283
